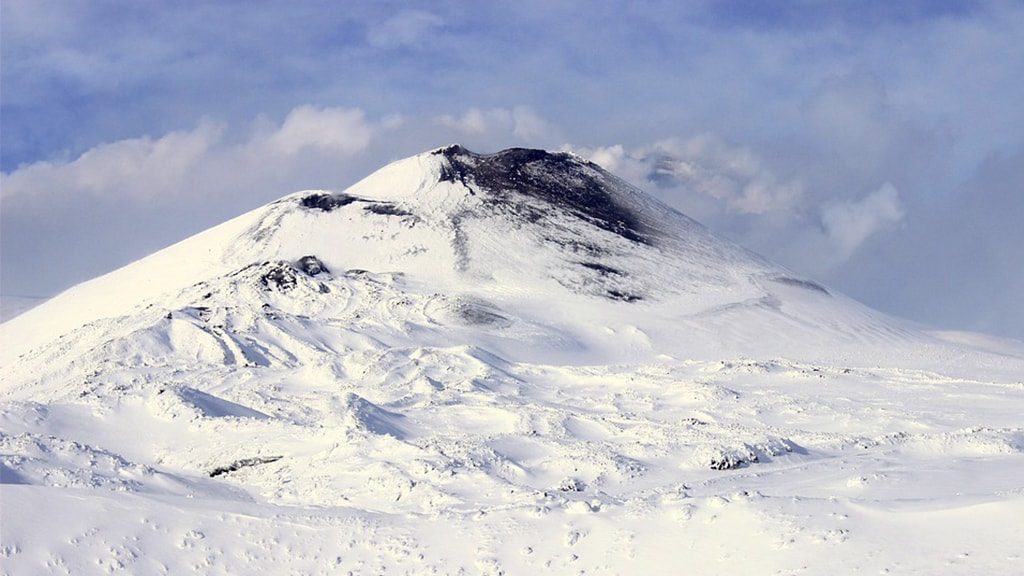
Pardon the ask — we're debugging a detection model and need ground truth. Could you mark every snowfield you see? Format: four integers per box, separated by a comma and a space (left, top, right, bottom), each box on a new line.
2, 146, 1022, 575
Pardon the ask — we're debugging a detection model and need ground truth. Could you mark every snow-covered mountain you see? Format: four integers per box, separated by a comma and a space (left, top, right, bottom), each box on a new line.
0, 145, 922, 371
2, 146, 1023, 575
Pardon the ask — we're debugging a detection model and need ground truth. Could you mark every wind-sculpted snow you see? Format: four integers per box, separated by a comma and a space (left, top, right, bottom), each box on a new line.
2, 146, 1023, 574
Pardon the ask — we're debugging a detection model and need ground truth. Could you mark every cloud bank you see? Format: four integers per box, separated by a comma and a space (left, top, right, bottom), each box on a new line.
0, 105, 555, 297
2, 1, 1023, 338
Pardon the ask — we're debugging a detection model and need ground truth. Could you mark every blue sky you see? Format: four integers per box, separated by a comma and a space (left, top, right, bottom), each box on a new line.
2, 0, 1023, 337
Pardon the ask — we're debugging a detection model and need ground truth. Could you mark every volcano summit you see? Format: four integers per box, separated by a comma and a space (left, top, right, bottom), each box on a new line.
2, 146, 1022, 575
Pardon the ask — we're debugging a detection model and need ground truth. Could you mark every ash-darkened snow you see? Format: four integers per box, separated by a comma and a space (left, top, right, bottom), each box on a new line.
435, 145, 657, 244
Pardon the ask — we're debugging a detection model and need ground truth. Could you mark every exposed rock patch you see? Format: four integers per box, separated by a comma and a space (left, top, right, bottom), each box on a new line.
363, 203, 414, 217
300, 193, 358, 211
435, 146, 655, 245
209, 456, 283, 478
297, 255, 329, 276
260, 264, 298, 291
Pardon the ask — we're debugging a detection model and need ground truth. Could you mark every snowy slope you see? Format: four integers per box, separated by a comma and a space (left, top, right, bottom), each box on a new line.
0, 145, 937, 370
2, 146, 1023, 575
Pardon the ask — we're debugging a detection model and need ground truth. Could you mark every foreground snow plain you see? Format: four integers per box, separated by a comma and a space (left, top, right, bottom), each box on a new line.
2, 146, 1022, 575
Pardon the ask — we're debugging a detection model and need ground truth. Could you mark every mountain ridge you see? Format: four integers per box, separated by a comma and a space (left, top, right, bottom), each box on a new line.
1, 145, 774, 365
3, 145, 1024, 575
0, 145, 995, 372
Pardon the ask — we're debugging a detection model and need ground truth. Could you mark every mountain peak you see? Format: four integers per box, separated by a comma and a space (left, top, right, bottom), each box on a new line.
429, 143, 472, 156
1, 144, 866, 367
430, 144, 591, 172
4, 142, 1022, 576
424, 145, 653, 244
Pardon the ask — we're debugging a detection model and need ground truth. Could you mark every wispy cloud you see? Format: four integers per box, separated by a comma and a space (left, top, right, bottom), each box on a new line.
570, 137, 903, 271
436, 107, 552, 142
367, 9, 444, 49
2, 121, 224, 201
0, 105, 557, 296
821, 182, 904, 261
572, 137, 805, 216
266, 106, 378, 156
2, 0, 1023, 336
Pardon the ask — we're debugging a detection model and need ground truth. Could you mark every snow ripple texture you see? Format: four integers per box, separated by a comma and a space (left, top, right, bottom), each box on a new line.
2, 147, 1023, 575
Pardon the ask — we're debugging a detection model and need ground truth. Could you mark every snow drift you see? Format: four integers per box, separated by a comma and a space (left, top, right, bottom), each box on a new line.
2, 146, 1022, 575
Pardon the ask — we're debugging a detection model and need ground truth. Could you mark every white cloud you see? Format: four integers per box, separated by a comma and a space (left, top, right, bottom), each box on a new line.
267, 106, 376, 156
569, 136, 803, 215
567, 138, 909, 273
437, 108, 490, 134
583, 144, 628, 173
0, 106, 390, 214
1, 120, 223, 200
510, 107, 548, 141
0, 103, 566, 299
1, 104, 558, 215
435, 107, 551, 144
366, 10, 443, 49
3, 2, 1022, 337
821, 182, 905, 260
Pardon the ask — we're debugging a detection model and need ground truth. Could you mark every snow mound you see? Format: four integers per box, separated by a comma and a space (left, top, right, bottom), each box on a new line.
2, 146, 1024, 574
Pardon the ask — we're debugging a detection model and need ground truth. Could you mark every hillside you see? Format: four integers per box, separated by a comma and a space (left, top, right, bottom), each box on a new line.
2, 146, 1022, 575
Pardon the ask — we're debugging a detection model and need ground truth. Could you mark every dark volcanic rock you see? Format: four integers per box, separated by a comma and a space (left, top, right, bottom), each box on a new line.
708, 455, 749, 469
261, 264, 298, 291
301, 192, 414, 218
297, 255, 329, 276
434, 146, 654, 244
708, 453, 753, 471
606, 290, 643, 303
363, 203, 413, 217
300, 193, 358, 211
209, 456, 283, 478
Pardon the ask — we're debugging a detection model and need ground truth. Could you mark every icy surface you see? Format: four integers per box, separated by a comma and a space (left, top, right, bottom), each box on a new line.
2, 146, 1023, 575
